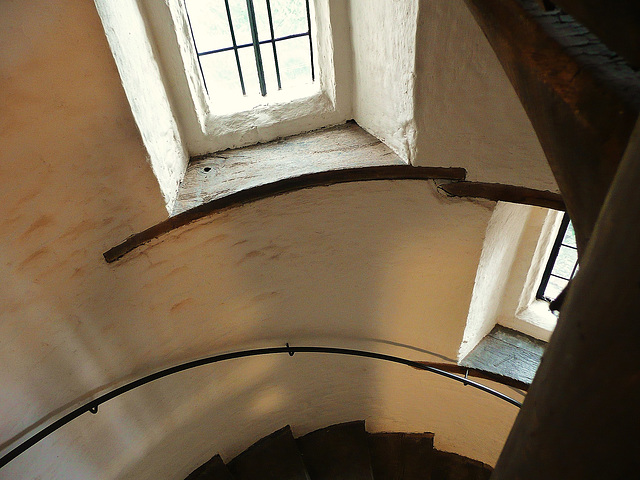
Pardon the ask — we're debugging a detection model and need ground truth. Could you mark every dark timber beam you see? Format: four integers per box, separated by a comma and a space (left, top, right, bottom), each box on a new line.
551, 0, 640, 69
463, 0, 640, 254
491, 120, 640, 479
414, 362, 530, 392
439, 181, 565, 211
534, 0, 557, 12
103, 165, 466, 263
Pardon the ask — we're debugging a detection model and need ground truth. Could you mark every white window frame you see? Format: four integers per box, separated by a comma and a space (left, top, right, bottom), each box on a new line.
140, 0, 349, 156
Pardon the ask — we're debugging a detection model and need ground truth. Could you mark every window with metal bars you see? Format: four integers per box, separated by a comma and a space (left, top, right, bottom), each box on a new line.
536, 213, 579, 302
184, 0, 315, 105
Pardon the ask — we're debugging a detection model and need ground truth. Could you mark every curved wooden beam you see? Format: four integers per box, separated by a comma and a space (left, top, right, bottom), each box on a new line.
103, 166, 466, 263
550, 0, 640, 69
414, 362, 530, 392
491, 107, 640, 480
463, 0, 640, 254
439, 181, 565, 211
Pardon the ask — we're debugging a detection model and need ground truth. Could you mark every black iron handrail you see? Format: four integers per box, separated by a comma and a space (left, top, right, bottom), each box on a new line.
0, 344, 522, 468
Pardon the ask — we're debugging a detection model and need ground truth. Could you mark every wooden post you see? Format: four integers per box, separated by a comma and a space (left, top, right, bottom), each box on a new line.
462, 0, 640, 254
491, 121, 640, 479
550, 0, 640, 69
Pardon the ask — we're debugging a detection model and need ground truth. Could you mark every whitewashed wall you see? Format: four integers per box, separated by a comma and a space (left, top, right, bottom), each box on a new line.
94, 0, 189, 211
0, 0, 550, 478
349, 0, 419, 162
413, 0, 556, 191
347, 0, 556, 192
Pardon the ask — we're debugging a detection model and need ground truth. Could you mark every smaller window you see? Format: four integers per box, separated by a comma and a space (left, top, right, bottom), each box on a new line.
184, 0, 315, 107
536, 213, 579, 302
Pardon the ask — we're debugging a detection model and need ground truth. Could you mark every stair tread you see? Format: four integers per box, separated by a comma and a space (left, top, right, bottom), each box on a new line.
368, 433, 403, 480
368, 432, 435, 480
185, 454, 234, 480
186, 424, 493, 480
297, 420, 374, 480
227, 425, 310, 480
431, 451, 492, 480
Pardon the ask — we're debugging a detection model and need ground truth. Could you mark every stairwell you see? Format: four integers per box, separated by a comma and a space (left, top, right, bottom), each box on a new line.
185, 421, 492, 480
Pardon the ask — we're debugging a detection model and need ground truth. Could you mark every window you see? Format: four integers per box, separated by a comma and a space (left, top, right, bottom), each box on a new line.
95, 0, 352, 208
536, 213, 578, 302
150, 0, 348, 155
184, 0, 315, 106
460, 204, 563, 365
179, 0, 325, 119
459, 205, 567, 384
460, 209, 581, 384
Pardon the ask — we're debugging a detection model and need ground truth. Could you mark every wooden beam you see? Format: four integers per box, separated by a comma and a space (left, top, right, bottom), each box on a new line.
439, 181, 565, 210
463, 0, 640, 254
103, 165, 466, 263
413, 362, 530, 392
491, 116, 640, 480
551, 0, 640, 69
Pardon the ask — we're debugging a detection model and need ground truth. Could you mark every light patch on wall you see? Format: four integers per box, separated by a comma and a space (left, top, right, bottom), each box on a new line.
249, 386, 286, 417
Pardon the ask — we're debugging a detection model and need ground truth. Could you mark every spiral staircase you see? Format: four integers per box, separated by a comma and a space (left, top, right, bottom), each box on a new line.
185, 421, 491, 480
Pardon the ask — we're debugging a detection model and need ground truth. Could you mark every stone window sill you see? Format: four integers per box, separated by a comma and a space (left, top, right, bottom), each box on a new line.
460, 325, 546, 385
172, 121, 407, 214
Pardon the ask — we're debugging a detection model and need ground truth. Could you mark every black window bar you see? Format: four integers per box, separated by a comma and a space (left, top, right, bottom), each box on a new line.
536, 213, 579, 302
185, 0, 315, 97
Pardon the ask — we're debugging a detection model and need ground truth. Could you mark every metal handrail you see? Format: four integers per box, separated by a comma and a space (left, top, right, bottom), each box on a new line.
0, 344, 523, 468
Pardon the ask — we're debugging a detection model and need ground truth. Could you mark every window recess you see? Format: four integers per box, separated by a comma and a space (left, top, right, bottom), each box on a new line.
536, 213, 579, 303
184, 0, 315, 104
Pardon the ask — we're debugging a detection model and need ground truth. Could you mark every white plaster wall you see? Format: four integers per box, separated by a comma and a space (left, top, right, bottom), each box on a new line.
1, 177, 517, 478
94, 0, 189, 211
461, 203, 560, 358
349, 0, 419, 162
0, 1, 521, 478
413, 0, 557, 191
459, 203, 532, 360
